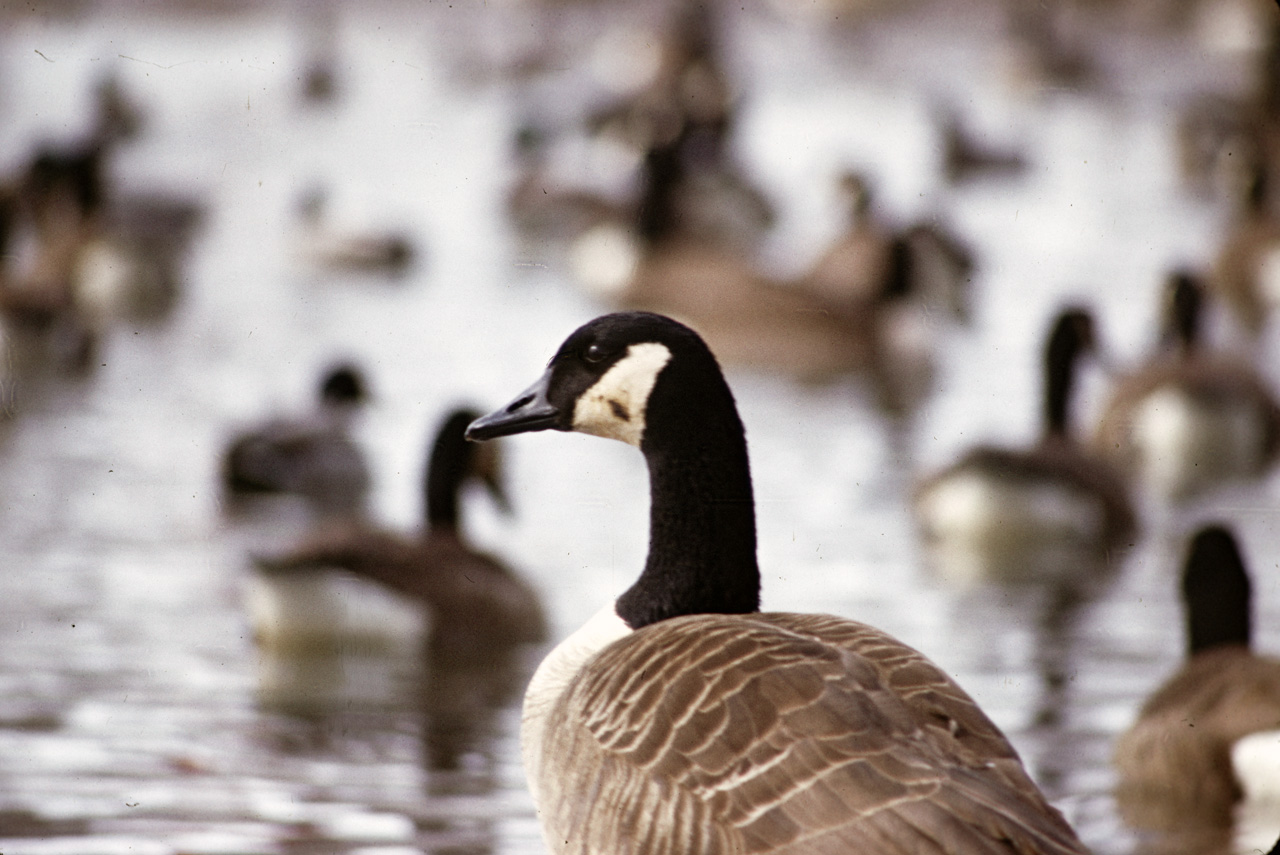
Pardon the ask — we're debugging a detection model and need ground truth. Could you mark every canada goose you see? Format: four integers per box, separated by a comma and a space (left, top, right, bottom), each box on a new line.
1209, 165, 1280, 338
221, 363, 372, 515
293, 187, 417, 276
913, 308, 1136, 585
1095, 271, 1280, 501
465, 311, 1088, 855
587, 1, 735, 158
253, 407, 547, 662
1113, 525, 1280, 837
938, 110, 1029, 185
575, 173, 970, 410
999, 0, 1096, 97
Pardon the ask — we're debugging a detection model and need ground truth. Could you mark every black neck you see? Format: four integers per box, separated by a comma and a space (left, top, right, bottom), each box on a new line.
1042, 316, 1088, 440
425, 412, 478, 532
1162, 271, 1203, 354
1183, 527, 1252, 655
615, 376, 760, 629
426, 467, 460, 531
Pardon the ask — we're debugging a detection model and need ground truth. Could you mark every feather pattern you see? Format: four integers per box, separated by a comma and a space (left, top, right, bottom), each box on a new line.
533, 614, 1086, 854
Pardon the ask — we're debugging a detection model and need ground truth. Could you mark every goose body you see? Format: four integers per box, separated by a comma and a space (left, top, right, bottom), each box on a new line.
1096, 272, 1280, 500
1114, 526, 1280, 839
221, 364, 371, 515
575, 174, 970, 412
1209, 169, 1280, 337
466, 311, 1087, 854
253, 408, 546, 661
914, 308, 1135, 584
293, 188, 416, 276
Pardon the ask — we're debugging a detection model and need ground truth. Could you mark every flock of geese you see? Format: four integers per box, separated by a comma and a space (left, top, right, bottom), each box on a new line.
224, 305, 1280, 854
207, 2, 1280, 854
4, 0, 1264, 853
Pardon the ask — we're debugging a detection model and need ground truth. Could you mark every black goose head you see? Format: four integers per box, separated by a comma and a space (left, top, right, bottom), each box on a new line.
426, 407, 507, 530
1182, 524, 1252, 656
467, 312, 734, 454
319, 362, 368, 407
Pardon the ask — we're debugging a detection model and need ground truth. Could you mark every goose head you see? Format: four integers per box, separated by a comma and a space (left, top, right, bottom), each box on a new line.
318, 362, 368, 410
467, 311, 737, 453
1182, 524, 1251, 656
469, 312, 758, 629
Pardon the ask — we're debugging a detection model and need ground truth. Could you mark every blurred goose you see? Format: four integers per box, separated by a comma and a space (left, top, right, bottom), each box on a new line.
913, 308, 1136, 585
1114, 525, 1280, 838
253, 407, 546, 662
1, 78, 189, 364
466, 311, 1089, 855
293, 187, 416, 276
1095, 271, 1280, 501
1209, 166, 1280, 338
576, 171, 970, 409
938, 110, 1029, 185
221, 363, 371, 515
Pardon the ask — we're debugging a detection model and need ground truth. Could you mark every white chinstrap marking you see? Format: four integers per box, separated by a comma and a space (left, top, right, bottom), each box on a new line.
572, 342, 673, 447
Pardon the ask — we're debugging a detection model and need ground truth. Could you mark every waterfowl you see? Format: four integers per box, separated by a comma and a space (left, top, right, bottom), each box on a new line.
504, 124, 637, 244
221, 363, 372, 515
253, 407, 547, 661
1095, 271, 1280, 501
913, 308, 1136, 585
293, 188, 417, 276
1209, 165, 1280, 338
576, 171, 970, 411
465, 311, 1088, 855
0, 77, 190, 366
938, 110, 1029, 185
1113, 525, 1280, 837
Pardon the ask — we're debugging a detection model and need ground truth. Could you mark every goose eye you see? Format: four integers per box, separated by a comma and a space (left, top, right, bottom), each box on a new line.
583, 344, 607, 364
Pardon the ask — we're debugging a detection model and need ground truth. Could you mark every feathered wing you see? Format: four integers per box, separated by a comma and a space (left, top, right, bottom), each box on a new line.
535, 613, 1087, 855
1114, 648, 1280, 829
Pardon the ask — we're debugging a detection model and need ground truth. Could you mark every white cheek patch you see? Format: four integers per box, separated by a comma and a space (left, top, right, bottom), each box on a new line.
572, 342, 672, 446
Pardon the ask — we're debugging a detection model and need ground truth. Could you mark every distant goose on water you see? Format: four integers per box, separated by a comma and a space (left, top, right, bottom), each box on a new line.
1095, 270, 1280, 501
221, 363, 371, 515
913, 307, 1136, 585
466, 311, 1088, 854
253, 407, 546, 662
1114, 525, 1280, 840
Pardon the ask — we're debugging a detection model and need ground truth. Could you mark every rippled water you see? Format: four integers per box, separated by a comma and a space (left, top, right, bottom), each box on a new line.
1, 2, 1279, 853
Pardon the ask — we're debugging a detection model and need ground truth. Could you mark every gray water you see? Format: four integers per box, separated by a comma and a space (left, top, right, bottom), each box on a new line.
1, 1, 1279, 853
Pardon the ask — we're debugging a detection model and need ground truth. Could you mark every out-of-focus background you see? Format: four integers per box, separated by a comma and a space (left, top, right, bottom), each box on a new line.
0, 0, 1278, 853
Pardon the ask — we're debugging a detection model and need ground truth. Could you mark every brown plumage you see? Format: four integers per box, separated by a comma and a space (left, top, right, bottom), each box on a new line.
537, 614, 1085, 855
1115, 648, 1280, 831
1208, 168, 1280, 337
